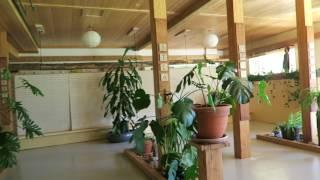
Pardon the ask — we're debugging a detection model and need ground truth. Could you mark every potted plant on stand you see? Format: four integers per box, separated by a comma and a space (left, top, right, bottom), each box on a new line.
130, 62, 269, 179
100, 49, 151, 143
175, 62, 270, 140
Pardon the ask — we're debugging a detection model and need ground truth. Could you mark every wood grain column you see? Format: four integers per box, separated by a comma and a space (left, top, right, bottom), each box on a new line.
295, 0, 318, 143
149, 0, 171, 118
0, 31, 14, 133
226, 0, 251, 159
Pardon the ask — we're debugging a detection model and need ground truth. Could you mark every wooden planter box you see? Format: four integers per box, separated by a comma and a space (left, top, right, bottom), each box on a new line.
124, 149, 166, 180
256, 134, 320, 153
0, 169, 7, 178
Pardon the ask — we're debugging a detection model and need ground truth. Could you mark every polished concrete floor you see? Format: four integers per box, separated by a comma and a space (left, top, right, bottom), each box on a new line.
4, 121, 320, 180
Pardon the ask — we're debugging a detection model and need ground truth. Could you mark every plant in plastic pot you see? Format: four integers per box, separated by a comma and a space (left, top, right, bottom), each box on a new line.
174, 62, 270, 139
100, 48, 151, 143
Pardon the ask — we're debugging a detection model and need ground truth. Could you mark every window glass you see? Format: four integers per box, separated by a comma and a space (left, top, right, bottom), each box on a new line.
249, 48, 297, 75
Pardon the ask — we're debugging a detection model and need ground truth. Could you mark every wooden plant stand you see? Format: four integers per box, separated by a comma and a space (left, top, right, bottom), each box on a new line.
190, 141, 230, 180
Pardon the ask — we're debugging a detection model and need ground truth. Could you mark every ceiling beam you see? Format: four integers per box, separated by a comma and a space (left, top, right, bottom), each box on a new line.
136, 0, 212, 50
11, 55, 220, 63
245, 22, 320, 57
0, 0, 38, 52
21, 2, 175, 15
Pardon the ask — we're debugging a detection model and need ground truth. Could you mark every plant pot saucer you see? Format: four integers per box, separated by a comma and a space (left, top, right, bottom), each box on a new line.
192, 134, 228, 144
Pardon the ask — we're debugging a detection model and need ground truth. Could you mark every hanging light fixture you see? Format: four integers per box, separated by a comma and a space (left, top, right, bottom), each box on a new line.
203, 33, 219, 48
82, 28, 102, 48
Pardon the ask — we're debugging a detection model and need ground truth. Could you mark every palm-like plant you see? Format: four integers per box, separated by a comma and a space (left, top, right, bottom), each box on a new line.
0, 69, 43, 168
100, 48, 150, 135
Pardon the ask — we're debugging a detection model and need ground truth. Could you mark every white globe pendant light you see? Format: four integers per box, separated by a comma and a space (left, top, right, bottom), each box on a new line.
82, 30, 102, 48
203, 33, 219, 48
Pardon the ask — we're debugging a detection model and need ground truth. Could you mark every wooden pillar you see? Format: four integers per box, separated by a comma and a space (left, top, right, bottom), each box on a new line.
0, 32, 13, 133
295, 0, 318, 143
149, 0, 171, 118
191, 142, 229, 180
226, 0, 251, 159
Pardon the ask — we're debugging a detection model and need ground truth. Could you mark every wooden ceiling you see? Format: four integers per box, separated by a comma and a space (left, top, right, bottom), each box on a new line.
8, 0, 320, 53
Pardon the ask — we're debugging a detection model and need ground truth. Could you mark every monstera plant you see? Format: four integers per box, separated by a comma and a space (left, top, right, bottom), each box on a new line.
131, 98, 198, 179
100, 48, 150, 143
176, 62, 269, 139
0, 69, 43, 169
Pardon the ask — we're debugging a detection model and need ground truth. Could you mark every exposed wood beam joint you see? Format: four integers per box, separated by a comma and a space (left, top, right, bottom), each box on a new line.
21, 2, 175, 15
136, 0, 211, 50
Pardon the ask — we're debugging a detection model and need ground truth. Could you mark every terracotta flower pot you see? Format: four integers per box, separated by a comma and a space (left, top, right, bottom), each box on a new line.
195, 105, 231, 139
144, 140, 153, 155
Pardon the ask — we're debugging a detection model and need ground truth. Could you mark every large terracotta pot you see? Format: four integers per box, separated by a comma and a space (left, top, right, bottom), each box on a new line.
144, 140, 153, 155
195, 105, 231, 139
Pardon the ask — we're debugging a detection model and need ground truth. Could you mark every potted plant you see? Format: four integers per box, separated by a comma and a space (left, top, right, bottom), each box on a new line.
0, 69, 43, 169
131, 61, 269, 179
175, 62, 270, 139
100, 48, 151, 143
144, 136, 154, 157
277, 112, 302, 141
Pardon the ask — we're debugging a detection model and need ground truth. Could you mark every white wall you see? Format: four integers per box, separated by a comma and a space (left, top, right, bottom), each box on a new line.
15, 66, 216, 135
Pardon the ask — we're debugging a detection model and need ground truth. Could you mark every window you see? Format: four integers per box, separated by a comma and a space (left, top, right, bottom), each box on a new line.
249, 48, 297, 75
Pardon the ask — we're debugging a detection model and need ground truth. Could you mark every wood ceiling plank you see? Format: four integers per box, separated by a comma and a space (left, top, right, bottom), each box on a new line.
0, 0, 38, 52
136, 0, 212, 50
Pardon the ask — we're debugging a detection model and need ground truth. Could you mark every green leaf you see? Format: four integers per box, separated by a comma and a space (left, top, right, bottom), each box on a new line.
131, 119, 149, 154
228, 77, 253, 104
168, 160, 179, 180
150, 120, 165, 145
132, 89, 151, 112
0, 132, 20, 168
156, 94, 164, 109
257, 80, 271, 105
216, 62, 236, 80
20, 78, 44, 96
184, 164, 198, 180
181, 145, 197, 167
1, 69, 11, 80
171, 98, 195, 127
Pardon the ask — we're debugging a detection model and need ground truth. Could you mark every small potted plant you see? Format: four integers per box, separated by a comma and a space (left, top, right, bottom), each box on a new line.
144, 136, 154, 157
175, 62, 270, 139
100, 49, 151, 143
277, 112, 302, 141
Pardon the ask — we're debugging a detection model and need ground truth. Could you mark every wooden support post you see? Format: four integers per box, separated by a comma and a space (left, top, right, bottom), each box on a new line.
0, 31, 14, 133
295, 0, 318, 144
191, 142, 229, 180
226, 0, 251, 159
149, 0, 171, 118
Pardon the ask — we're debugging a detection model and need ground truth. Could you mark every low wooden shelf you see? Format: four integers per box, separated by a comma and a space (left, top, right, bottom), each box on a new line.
124, 149, 165, 180
0, 169, 7, 179
256, 134, 320, 153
